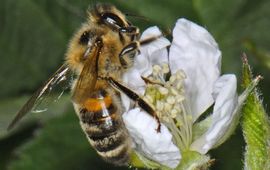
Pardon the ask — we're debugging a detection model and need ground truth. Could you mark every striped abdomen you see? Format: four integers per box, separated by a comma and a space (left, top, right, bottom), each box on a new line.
75, 89, 131, 165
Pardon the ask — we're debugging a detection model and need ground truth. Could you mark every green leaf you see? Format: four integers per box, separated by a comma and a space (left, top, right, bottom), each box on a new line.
241, 56, 270, 170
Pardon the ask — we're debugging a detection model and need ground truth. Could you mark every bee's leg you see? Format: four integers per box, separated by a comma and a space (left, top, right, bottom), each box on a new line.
118, 26, 139, 50
107, 77, 161, 132
118, 41, 139, 67
141, 76, 164, 86
118, 35, 164, 67
119, 26, 139, 35
119, 26, 139, 41
118, 26, 140, 67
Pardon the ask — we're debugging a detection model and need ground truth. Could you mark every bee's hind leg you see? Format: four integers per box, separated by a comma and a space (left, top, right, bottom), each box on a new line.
107, 77, 161, 133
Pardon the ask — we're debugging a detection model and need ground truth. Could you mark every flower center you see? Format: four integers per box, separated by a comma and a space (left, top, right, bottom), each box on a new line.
143, 63, 192, 150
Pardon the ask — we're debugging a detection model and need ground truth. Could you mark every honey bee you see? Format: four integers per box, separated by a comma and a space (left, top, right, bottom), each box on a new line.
8, 3, 161, 166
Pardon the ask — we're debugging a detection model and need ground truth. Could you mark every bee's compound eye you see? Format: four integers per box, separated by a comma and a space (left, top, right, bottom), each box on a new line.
79, 31, 90, 45
101, 13, 125, 29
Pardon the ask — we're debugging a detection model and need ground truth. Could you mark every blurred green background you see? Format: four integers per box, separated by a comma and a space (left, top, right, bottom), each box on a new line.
1, 0, 270, 169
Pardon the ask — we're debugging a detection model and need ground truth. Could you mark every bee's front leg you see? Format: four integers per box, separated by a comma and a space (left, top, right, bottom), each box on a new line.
118, 34, 164, 68
119, 26, 139, 41
119, 26, 139, 35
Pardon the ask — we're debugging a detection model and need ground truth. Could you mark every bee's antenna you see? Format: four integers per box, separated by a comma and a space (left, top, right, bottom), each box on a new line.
125, 13, 149, 22
162, 27, 172, 39
139, 28, 171, 46
56, 1, 84, 18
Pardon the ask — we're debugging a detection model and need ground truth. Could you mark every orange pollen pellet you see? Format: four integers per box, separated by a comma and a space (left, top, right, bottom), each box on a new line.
84, 96, 112, 112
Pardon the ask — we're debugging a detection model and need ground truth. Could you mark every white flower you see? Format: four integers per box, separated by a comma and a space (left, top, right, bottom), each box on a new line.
121, 18, 252, 169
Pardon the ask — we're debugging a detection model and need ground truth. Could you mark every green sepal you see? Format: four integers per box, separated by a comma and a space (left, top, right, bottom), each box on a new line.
241, 55, 270, 170
129, 151, 166, 170
175, 151, 210, 170
192, 116, 212, 143
129, 151, 145, 168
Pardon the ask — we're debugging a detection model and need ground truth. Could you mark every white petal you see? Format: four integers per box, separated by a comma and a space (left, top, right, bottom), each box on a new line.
123, 67, 146, 91
190, 74, 238, 154
122, 108, 181, 168
169, 18, 221, 120
140, 26, 170, 66
135, 26, 170, 77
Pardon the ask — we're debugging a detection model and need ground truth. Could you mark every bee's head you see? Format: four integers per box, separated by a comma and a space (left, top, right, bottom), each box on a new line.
65, 4, 136, 76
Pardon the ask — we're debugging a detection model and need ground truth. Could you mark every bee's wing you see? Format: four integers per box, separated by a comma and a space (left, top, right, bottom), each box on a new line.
72, 44, 100, 104
8, 64, 71, 130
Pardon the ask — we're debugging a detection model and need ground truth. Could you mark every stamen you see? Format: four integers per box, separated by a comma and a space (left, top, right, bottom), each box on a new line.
143, 64, 192, 150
